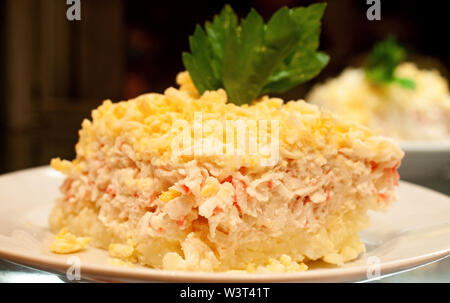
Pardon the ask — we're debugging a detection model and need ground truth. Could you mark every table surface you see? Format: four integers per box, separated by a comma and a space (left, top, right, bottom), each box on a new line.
1, 176, 449, 283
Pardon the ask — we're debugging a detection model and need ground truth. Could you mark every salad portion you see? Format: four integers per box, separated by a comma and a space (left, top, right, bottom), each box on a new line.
49, 4, 403, 273
308, 37, 450, 141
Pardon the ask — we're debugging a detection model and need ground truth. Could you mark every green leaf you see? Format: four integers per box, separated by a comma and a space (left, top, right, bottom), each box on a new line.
364, 36, 416, 89
204, 5, 238, 82
262, 3, 328, 94
395, 77, 416, 89
291, 3, 327, 51
182, 3, 329, 104
182, 26, 222, 93
262, 51, 329, 94
223, 7, 303, 104
222, 9, 265, 104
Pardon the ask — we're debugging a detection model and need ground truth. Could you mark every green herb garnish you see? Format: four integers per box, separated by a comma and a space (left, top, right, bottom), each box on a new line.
365, 37, 416, 89
182, 4, 329, 105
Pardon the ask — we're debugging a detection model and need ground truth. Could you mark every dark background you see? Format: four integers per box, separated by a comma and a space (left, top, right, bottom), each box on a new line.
0, 0, 449, 174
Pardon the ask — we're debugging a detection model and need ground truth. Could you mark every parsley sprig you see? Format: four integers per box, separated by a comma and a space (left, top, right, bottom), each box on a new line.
365, 37, 416, 89
182, 4, 329, 105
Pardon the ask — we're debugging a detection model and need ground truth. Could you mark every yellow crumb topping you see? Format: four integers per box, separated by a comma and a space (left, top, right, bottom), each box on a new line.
230, 255, 308, 273
50, 228, 91, 254
159, 188, 182, 202
263, 255, 308, 273
51, 71, 376, 174
50, 158, 73, 174
108, 258, 135, 267
108, 239, 137, 263
200, 177, 220, 197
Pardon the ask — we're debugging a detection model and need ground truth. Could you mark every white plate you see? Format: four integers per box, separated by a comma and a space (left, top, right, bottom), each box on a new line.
0, 166, 449, 282
399, 140, 450, 181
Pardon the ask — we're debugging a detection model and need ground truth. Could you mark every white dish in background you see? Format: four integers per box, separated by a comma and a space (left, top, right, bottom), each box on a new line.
398, 140, 450, 181
0, 166, 449, 282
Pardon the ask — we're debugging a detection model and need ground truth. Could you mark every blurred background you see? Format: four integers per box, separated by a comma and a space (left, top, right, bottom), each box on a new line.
0, 0, 449, 174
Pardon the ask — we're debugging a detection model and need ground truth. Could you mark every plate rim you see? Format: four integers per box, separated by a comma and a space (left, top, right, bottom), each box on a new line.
0, 243, 448, 282
399, 139, 450, 153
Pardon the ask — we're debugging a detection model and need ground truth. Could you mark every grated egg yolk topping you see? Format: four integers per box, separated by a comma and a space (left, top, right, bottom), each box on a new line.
50, 228, 91, 254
